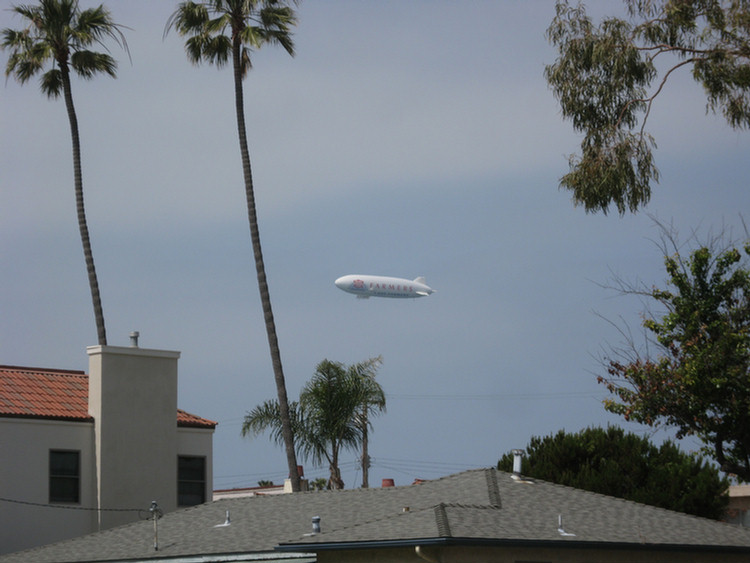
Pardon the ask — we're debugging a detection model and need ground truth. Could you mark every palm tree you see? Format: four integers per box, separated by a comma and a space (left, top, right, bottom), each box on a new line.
242, 358, 386, 490
297, 360, 363, 490
166, 0, 300, 490
2, 0, 127, 346
351, 356, 385, 488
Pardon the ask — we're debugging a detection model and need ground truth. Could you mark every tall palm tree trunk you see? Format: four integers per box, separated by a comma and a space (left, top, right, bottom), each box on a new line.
361, 407, 369, 488
329, 445, 344, 490
231, 37, 300, 492
60, 62, 107, 346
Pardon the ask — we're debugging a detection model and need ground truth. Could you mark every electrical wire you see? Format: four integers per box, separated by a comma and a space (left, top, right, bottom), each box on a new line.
386, 391, 602, 401
371, 457, 485, 479
0, 496, 151, 518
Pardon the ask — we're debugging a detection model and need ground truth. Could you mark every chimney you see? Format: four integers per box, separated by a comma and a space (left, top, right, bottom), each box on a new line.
87, 342, 180, 529
382, 478, 395, 488
283, 466, 308, 493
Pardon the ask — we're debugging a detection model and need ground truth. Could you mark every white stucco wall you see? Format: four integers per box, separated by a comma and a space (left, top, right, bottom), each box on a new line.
0, 418, 215, 556
88, 345, 180, 529
0, 417, 96, 555
177, 426, 215, 504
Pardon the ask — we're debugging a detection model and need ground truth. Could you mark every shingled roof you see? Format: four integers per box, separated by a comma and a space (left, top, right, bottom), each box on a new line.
0, 365, 216, 428
1, 468, 748, 562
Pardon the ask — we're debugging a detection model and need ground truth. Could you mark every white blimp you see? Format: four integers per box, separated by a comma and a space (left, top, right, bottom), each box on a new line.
335, 274, 435, 299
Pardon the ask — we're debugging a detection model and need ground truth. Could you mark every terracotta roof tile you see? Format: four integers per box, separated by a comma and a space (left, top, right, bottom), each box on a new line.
0, 365, 216, 428
177, 408, 218, 428
0, 366, 90, 421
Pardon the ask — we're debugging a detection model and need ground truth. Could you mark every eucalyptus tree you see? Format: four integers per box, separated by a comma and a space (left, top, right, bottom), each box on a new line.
243, 357, 386, 490
547, 0, 750, 214
166, 0, 300, 489
2, 0, 128, 345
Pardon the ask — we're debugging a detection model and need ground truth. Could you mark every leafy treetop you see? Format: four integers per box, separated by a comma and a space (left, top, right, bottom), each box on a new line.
546, 0, 750, 214
600, 237, 750, 481
498, 426, 729, 519
3, 0, 128, 98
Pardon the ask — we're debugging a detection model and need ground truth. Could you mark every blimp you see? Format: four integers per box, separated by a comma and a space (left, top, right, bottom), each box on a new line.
335, 274, 435, 299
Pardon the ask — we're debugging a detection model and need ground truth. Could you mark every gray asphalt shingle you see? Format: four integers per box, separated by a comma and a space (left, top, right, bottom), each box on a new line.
2, 468, 749, 562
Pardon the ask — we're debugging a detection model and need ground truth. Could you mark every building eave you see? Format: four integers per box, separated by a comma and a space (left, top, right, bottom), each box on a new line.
96, 551, 315, 563
0, 413, 94, 423
275, 536, 750, 555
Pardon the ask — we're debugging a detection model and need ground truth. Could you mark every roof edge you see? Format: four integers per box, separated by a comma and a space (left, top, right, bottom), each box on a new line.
0, 365, 85, 375
0, 413, 94, 423
87, 345, 180, 359
275, 537, 750, 554
178, 420, 218, 429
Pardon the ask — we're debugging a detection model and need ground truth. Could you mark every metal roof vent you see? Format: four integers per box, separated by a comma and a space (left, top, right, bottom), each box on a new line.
512, 449, 524, 475
214, 510, 231, 528
510, 449, 534, 484
130, 331, 140, 347
312, 515, 321, 534
558, 514, 576, 536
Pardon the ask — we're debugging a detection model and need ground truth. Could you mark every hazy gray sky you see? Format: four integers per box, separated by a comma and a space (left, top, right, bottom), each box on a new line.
2, 1, 749, 490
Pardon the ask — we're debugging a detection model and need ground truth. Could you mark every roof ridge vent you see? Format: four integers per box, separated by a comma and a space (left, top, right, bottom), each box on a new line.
485, 468, 502, 507
434, 504, 452, 537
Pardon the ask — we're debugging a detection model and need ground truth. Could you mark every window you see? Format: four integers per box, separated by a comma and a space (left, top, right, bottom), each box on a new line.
178, 456, 206, 506
49, 450, 80, 504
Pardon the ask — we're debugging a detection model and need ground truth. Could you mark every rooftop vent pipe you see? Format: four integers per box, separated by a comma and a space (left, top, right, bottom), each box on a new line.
130, 331, 140, 347
512, 449, 524, 475
214, 510, 231, 528
312, 516, 321, 534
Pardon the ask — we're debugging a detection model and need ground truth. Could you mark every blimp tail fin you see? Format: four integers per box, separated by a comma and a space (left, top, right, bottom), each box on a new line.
414, 276, 427, 284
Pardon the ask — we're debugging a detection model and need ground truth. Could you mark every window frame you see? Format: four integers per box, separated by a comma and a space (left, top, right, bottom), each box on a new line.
49, 449, 81, 504
177, 455, 206, 507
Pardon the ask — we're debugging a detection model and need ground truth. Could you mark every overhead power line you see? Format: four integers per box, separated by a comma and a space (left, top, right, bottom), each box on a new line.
0, 496, 150, 518
386, 391, 601, 401
371, 457, 486, 478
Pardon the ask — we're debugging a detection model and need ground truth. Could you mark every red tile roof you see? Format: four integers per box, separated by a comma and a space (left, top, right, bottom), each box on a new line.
0, 365, 217, 428
177, 408, 218, 428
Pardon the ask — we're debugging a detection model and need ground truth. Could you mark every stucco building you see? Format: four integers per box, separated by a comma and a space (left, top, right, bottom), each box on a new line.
0, 344, 216, 554
728, 484, 750, 527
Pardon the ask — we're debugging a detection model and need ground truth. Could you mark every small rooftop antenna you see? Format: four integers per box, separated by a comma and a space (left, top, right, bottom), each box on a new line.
149, 501, 162, 550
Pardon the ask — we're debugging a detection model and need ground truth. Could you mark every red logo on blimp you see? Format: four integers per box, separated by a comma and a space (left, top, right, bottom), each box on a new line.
352, 279, 365, 289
